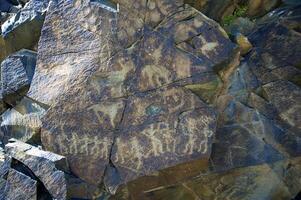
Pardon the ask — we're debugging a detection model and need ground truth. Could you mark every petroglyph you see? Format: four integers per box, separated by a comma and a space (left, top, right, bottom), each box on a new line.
89, 54, 135, 98
140, 123, 170, 157
180, 111, 215, 155
163, 88, 186, 113
37, 0, 238, 189
55, 133, 112, 160
87, 100, 125, 129
140, 65, 171, 90
113, 113, 215, 171
198, 35, 218, 57
114, 137, 149, 170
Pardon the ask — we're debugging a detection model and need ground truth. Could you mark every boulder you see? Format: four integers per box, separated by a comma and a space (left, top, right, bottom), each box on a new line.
3, 169, 37, 200
5, 139, 68, 199
0, 178, 6, 199
1, 49, 37, 106
234, 33, 253, 55
0, 0, 49, 63
0, 149, 10, 178
27, 0, 238, 193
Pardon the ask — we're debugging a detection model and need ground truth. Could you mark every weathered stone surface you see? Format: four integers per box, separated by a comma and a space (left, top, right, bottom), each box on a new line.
125, 162, 293, 200
211, 98, 285, 171
0, 96, 46, 145
1, 49, 37, 106
235, 33, 252, 55
198, 12, 301, 199
224, 17, 255, 36
26, 0, 238, 193
0, 86, 8, 114
5, 139, 68, 199
1, 108, 41, 144
0, 151, 10, 178
0, 0, 48, 62
0, 178, 6, 200
262, 81, 301, 130
66, 174, 104, 199
3, 168, 37, 200
0, 0, 297, 199
185, 0, 280, 21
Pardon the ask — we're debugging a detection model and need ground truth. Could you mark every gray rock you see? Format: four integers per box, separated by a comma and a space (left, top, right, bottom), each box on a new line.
5, 139, 68, 199
1, 108, 41, 144
0, 86, 8, 114
262, 81, 301, 130
1, 0, 48, 36
0, 12, 10, 25
1, 49, 36, 106
0, 96, 46, 145
224, 17, 256, 36
3, 169, 37, 200
0, 178, 7, 200
0, 152, 11, 178
0, 0, 49, 63
211, 98, 285, 171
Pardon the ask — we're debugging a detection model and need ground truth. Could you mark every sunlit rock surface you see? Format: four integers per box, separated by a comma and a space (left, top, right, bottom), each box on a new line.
26, 0, 238, 193
0, 0, 300, 199
3, 168, 37, 200
5, 139, 68, 199
1, 49, 36, 106
0, 0, 48, 63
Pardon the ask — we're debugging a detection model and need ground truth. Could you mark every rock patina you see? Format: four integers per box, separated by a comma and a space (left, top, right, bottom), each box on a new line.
27, 0, 237, 193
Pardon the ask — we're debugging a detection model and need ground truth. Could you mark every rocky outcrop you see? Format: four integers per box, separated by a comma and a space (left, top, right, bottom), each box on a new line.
25, 0, 240, 194
0, 0, 300, 199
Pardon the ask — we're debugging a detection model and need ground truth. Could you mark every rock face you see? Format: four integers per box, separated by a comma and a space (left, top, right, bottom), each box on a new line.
27, 0, 238, 193
0, 0, 300, 199
1, 49, 36, 106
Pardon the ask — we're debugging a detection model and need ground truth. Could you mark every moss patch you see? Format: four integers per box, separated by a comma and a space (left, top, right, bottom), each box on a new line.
222, 5, 248, 27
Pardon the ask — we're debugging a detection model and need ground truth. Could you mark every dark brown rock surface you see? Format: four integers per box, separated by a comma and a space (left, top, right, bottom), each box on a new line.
0, 0, 300, 199
27, 0, 238, 193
